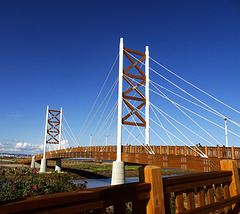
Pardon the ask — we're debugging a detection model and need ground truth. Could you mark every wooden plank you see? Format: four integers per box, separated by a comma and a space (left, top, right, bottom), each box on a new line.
144, 165, 165, 214
220, 160, 240, 211
164, 171, 232, 193
124, 47, 146, 56
123, 50, 146, 77
178, 194, 240, 214
206, 185, 215, 214
123, 76, 145, 98
123, 95, 145, 102
186, 190, 195, 210
124, 73, 145, 80
175, 192, 185, 213
196, 187, 205, 207
215, 183, 224, 214
222, 182, 232, 212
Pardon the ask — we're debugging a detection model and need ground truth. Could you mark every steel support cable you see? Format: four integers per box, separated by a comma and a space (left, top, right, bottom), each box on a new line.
93, 97, 130, 148
123, 100, 147, 143
150, 56, 240, 115
122, 125, 153, 154
128, 133, 141, 145
151, 103, 217, 147
125, 76, 174, 146
148, 86, 240, 139
107, 126, 117, 146
100, 105, 118, 151
77, 53, 119, 141
127, 51, 240, 132
130, 100, 207, 157
101, 102, 118, 143
121, 89, 142, 146
150, 80, 222, 117
123, 101, 154, 154
61, 130, 70, 153
150, 104, 174, 146
93, 101, 117, 141
125, 50, 225, 119
151, 82, 222, 146
129, 71, 240, 135
94, 104, 118, 146
63, 114, 78, 146
150, 67, 225, 118
92, 79, 118, 139
78, 77, 119, 144
149, 126, 169, 146
128, 76, 217, 146
62, 125, 79, 147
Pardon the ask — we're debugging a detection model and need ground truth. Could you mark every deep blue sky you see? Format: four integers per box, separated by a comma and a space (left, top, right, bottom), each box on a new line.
1, 0, 240, 154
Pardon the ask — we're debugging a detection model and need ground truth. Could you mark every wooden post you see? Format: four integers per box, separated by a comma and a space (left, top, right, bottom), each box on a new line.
232, 146, 235, 159
142, 166, 165, 214
130, 145, 132, 153
175, 145, 178, 155
153, 145, 156, 153
184, 145, 187, 156
217, 145, 220, 158
205, 146, 208, 156
220, 160, 240, 210
167, 145, 170, 155
160, 145, 162, 155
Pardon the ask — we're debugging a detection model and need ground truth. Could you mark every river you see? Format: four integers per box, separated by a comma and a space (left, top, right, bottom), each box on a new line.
74, 177, 139, 188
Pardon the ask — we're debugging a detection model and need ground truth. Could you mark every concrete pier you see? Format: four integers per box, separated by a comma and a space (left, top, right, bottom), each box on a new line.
55, 159, 62, 172
40, 158, 47, 172
31, 156, 35, 168
31, 156, 41, 168
111, 161, 125, 185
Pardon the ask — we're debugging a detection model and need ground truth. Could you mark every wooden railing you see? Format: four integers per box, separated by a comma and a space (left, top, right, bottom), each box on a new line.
2, 160, 240, 214
19, 145, 240, 165
163, 159, 240, 214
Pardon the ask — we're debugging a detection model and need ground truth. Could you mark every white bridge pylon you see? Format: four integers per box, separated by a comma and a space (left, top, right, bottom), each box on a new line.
112, 38, 150, 185
117, 38, 150, 162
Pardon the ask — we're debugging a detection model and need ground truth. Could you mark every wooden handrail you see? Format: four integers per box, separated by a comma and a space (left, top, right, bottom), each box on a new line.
0, 183, 151, 214
2, 160, 240, 213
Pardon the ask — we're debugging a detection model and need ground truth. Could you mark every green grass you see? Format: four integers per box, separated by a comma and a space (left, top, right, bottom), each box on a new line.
68, 162, 141, 172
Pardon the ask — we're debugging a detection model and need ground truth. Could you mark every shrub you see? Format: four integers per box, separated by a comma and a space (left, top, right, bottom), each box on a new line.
0, 167, 86, 203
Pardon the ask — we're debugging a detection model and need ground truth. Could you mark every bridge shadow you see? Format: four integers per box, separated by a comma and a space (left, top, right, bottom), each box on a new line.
48, 166, 109, 179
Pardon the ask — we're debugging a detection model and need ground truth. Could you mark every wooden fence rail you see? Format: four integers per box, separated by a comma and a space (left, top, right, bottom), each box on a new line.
2, 160, 240, 213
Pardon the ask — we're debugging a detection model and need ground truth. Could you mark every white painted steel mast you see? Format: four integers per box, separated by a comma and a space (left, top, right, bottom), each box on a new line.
58, 107, 63, 150
111, 38, 125, 185
145, 46, 150, 146
43, 105, 49, 159
116, 37, 124, 162
224, 117, 231, 147
40, 105, 49, 172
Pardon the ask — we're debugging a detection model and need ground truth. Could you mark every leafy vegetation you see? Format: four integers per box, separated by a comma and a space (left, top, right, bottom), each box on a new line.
0, 167, 86, 204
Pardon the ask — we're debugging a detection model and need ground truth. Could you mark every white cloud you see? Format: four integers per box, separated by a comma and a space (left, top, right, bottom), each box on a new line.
49, 140, 69, 150
15, 142, 31, 149
0, 139, 70, 155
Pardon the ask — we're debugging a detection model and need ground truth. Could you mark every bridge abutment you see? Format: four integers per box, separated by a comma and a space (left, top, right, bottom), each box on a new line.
31, 156, 35, 168
111, 161, 125, 185
55, 159, 62, 172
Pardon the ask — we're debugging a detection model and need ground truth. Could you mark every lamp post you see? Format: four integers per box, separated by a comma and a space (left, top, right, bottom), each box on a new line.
223, 117, 231, 147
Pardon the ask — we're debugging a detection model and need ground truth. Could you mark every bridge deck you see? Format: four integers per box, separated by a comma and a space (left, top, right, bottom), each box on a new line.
20, 145, 240, 172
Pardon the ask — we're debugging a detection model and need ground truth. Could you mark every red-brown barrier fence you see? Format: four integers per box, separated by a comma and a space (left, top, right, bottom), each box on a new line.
2, 160, 240, 213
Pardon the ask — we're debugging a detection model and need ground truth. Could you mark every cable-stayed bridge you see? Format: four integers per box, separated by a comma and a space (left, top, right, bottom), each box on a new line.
20, 38, 240, 184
